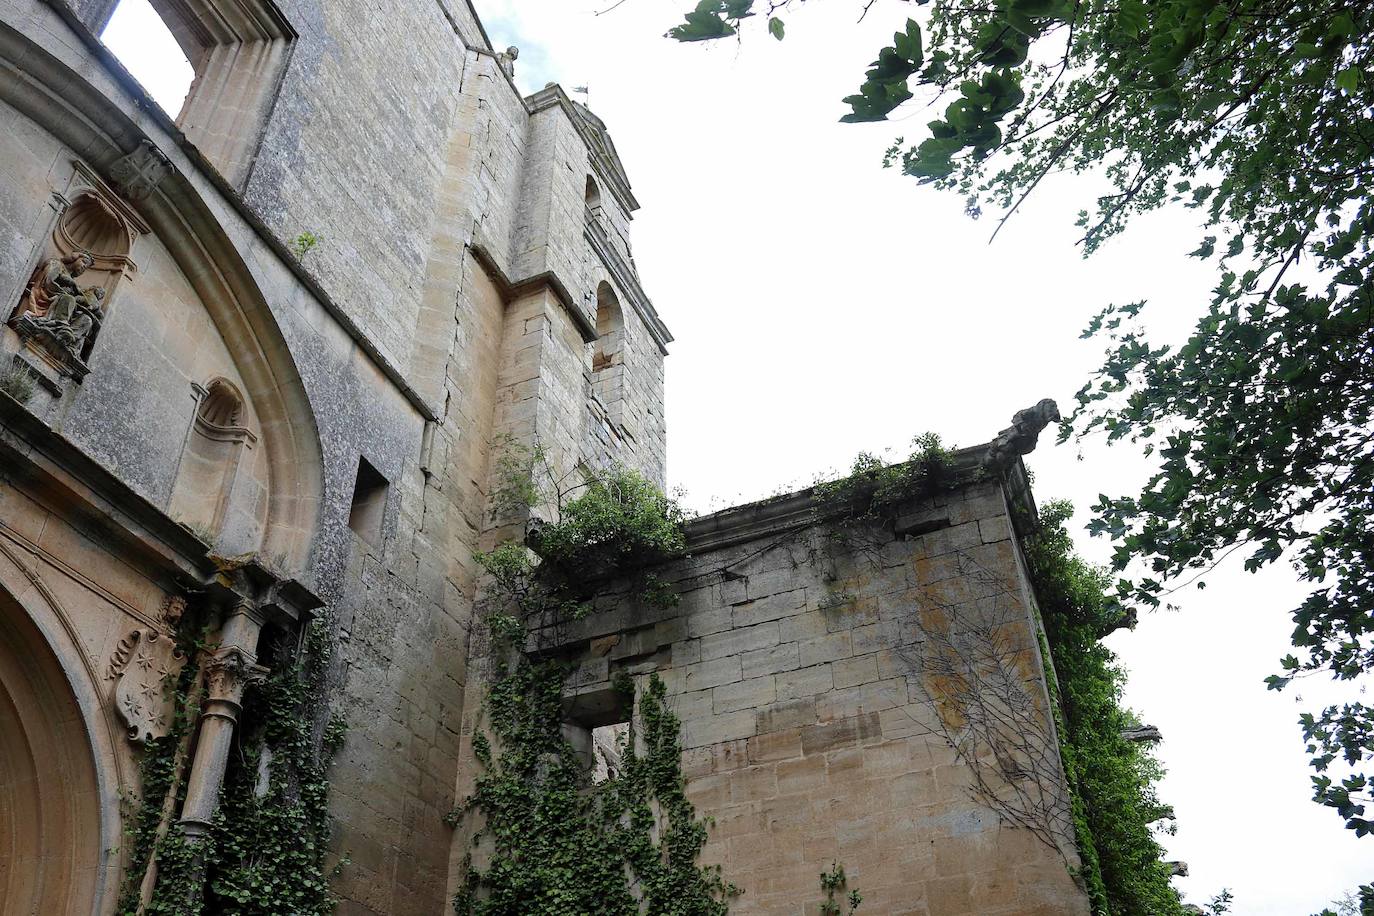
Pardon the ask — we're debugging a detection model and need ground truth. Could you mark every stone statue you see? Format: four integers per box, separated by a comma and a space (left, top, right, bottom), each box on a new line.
496, 45, 518, 78
21, 252, 105, 356
983, 398, 1061, 470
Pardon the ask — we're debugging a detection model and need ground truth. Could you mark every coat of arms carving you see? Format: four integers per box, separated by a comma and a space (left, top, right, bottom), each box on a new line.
108, 629, 186, 743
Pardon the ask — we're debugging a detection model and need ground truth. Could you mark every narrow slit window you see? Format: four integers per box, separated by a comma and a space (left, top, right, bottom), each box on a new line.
348, 457, 388, 545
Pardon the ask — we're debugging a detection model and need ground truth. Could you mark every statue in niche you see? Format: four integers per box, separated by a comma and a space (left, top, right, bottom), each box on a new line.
13, 251, 106, 360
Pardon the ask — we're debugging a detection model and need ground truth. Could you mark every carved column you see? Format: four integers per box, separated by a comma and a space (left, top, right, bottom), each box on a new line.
179, 602, 267, 838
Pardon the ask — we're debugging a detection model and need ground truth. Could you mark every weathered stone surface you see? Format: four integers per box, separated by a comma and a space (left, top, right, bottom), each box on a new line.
534, 471, 1090, 915
0, 0, 670, 911
0, 2, 1093, 914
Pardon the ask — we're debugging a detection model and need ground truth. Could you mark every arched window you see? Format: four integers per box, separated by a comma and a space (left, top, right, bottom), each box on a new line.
593, 282, 622, 373
168, 378, 256, 539
99, 0, 295, 186
585, 175, 602, 210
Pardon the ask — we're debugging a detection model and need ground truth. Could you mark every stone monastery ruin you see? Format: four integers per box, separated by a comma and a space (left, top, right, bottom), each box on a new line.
0, 0, 1099, 912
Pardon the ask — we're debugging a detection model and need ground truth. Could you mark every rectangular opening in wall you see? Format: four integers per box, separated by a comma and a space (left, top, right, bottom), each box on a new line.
100, 0, 296, 185
348, 457, 388, 546
562, 684, 631, 784
101, 0, 195, 117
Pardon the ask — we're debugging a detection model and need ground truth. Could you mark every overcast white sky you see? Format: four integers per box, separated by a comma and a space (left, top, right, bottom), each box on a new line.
104, 0, 1367, 910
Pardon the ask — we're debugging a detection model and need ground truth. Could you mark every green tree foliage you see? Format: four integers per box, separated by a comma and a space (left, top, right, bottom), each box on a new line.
669, 0, 1374, 841
476, 459, 687, 640
1028, 501, 1185, 916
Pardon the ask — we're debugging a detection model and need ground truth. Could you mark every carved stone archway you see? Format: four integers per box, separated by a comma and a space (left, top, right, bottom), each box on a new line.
0, 586, 105, 914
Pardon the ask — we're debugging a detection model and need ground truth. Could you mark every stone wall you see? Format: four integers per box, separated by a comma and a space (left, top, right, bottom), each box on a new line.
0, 0, 671, 912
529, 464, 1091, 915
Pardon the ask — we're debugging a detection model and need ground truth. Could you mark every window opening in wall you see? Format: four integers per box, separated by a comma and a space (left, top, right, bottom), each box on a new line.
585, 175, 602, 210
589, 722, 628, 783
348, 457, 388, 546
101, 0, 195, 117
98, 0, 295, 187
593, 281, 622, 373
562, 686, 630, 784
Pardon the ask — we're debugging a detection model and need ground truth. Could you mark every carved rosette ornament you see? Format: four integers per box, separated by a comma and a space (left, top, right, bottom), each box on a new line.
108, 629, 187, 743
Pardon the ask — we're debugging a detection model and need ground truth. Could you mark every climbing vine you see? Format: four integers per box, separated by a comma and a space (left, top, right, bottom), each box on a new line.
811, 443, 1205, 913
202, 616, 346, 915
452, 667, 737, 915
115, 614, 208, 915
1026, 500, 1189, 916
476, 447, 687, 642
116, 610, 345, 915
455, 449, 736, 914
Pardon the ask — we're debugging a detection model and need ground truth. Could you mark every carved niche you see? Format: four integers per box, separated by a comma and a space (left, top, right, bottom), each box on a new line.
106, 596, 189, 744
168, 379, 258, 539
9, 160, 152, 382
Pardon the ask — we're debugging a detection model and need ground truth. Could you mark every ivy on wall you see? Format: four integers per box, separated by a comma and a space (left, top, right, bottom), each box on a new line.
115, 618, 207, 916
452, 666, 736, 915
455, 455, 737, 914
812, 442, 1197, 914
116, 613, 344, 915
204, 618, 346, 915
1027, 500, 1188, 916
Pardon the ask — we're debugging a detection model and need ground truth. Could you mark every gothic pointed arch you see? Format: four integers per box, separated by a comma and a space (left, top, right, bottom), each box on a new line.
0, 28, 326, 573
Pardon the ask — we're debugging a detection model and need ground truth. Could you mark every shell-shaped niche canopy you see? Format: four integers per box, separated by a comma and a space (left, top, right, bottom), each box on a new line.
55, 193, 135, 268
198, 378, 245, 430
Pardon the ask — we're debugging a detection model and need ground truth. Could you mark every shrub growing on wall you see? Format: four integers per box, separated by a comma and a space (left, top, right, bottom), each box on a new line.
457, 457, 737, 914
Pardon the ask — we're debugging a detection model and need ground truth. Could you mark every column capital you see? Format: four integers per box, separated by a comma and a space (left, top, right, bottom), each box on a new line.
204, 646, 268, 708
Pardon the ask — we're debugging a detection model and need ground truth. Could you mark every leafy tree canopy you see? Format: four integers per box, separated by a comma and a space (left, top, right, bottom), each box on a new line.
667, 0, 1374, 843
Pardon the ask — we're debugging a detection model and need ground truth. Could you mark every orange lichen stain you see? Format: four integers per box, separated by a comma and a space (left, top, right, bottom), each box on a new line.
925, 672, 971, 730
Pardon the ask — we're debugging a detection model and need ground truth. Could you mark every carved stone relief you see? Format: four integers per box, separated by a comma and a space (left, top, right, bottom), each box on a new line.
107, 628, 186, 743
8, 160, 150, 382
105, 593, 190, 744
109, 140, 172, 202
983, 398, 1062, 471
204, 645, 269, 708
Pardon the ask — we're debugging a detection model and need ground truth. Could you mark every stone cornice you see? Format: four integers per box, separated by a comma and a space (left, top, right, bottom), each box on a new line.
467, 241, 598, 344
682, 444, 1031, 554
0, 391, 321, 623
525, 86, 641, 215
